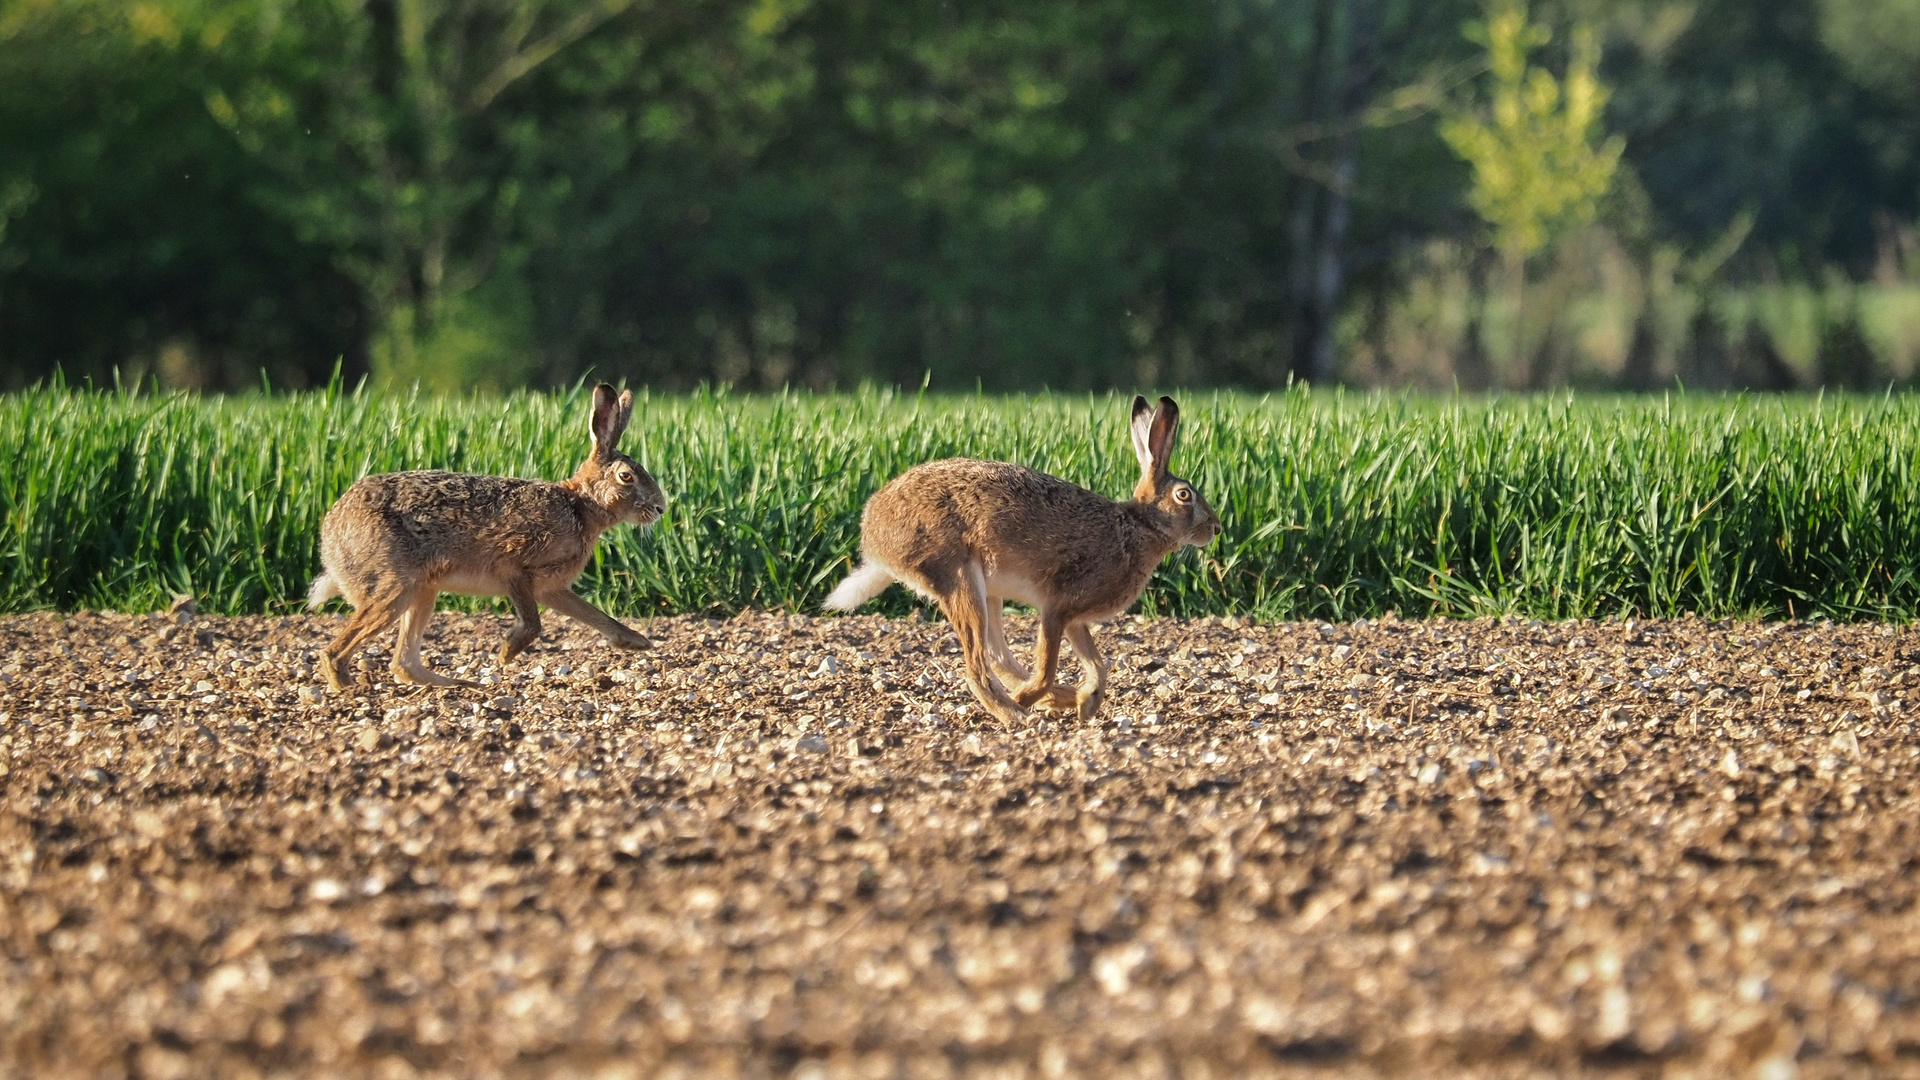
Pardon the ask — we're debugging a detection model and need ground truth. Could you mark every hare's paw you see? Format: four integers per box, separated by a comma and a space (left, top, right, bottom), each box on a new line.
322, 658, 356, 694
1075, 685, 1106, 722
392, 663, 477, 689
1042, 686, 1081, 714
609, 629, 653, 651
977, 697, 1029, 725
1014, 680, 1078, 713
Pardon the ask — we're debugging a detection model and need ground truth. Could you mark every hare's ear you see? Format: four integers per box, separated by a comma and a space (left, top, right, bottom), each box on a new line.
589, 384, 634, 459
1146, 396, 1180, 478
1130, 395, 1156, 476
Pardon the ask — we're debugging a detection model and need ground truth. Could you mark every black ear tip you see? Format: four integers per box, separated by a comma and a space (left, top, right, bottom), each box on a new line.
1158, 395, 1178, 412
1132, 394, 1151, 414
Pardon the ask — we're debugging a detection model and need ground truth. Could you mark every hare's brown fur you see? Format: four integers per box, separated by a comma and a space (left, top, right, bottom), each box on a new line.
826, 396, 1218, 723
311, 384, 664, 692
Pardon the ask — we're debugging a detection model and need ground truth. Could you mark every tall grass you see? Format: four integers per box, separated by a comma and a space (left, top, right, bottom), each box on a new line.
4, 385, 1918, 620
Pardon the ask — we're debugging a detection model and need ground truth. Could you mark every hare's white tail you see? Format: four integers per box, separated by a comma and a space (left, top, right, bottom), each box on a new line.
823, 562, 894, 612
307, 572, 342, 612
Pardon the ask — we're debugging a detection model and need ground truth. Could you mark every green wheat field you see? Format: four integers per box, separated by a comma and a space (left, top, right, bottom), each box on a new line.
5, 385, 1918, 621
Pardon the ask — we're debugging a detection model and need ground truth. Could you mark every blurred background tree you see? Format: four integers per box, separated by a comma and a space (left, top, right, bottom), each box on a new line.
200, 0, 646, 392
1441, 2, 1620, 385
0, 0, 1916, 392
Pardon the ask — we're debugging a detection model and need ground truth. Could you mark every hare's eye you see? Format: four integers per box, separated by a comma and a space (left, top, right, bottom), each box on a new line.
1173, 487, 1193, 504
615, 468, 634, 485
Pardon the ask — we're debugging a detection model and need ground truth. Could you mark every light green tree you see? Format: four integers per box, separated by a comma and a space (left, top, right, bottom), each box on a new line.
1818, 0, 1920, 97
1441, 0, 1622, 383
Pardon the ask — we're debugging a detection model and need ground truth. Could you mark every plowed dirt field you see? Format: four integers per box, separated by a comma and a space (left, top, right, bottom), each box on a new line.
2, 609, 1918, 1079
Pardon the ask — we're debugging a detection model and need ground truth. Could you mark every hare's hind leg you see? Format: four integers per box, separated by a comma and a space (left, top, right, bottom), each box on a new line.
322, 583, 410, 692
982, 599, 1031, 684
935, 562, 1026, 725
1013, 611, 1079, 713
390, 588, 475, 688
1064, 622, 1109, 721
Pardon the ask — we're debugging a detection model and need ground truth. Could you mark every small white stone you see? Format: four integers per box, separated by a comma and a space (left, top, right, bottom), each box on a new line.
308, 879, 345, 903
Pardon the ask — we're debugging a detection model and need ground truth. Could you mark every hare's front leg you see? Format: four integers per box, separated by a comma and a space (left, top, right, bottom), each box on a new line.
1013, 612, 1080, 713
541, 588, 653, 650
1064, 622, 1108, 720
499, 584, 544, 664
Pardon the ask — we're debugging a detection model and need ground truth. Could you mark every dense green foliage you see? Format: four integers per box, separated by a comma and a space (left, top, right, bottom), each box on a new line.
3, 0, 1919, 393
5, 387, 1918, 621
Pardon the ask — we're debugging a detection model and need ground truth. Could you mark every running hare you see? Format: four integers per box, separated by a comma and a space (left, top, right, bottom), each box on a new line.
824, 395, 1219, 723
308, 384, 665, 692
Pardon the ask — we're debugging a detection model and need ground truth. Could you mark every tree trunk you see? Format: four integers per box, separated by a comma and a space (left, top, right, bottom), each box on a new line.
1506, 251, 1534, 387
1287, 0, 1377, 385
1305, 129, 1356, 382
1619, 303, 1659, 390
1456, 246, 1494, 390
1284, 0, 1336, 384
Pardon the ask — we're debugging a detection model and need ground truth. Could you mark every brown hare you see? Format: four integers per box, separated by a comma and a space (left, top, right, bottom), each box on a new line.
308, 383, 665, 692
825, 395, 1219, 723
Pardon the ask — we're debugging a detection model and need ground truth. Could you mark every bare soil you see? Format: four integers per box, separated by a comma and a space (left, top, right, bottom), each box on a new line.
2, 609, 1919, 1079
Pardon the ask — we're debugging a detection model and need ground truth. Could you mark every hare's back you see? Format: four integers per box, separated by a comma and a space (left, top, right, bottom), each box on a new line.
330, 470, 541, 523
868, 458, 1118, 546
322, 470, 571, 557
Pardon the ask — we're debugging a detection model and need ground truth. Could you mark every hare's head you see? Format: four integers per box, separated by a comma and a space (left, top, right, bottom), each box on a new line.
572, 384, 666, 527
1129, 395, 1219, 547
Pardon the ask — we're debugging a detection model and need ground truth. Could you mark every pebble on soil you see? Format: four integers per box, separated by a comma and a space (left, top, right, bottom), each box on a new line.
2, 608, 1919, 1078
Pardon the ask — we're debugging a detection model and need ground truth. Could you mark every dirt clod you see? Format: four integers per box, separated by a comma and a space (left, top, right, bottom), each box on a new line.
2, 610, 1919, 1077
